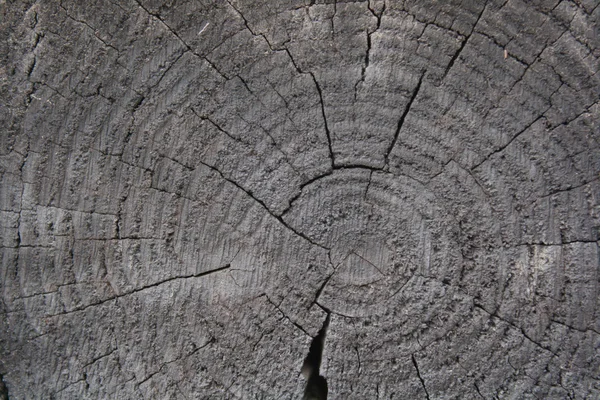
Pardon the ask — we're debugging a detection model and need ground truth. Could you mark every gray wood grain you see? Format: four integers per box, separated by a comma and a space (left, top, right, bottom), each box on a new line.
1, 0, 599, 398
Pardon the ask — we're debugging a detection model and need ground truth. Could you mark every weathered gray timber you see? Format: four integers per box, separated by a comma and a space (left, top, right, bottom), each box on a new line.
1, 0, 599, 398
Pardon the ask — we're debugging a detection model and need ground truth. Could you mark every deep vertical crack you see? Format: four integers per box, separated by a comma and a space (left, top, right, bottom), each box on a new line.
0, 373, 9, 400
301, 313, 330, 400
384, 72, 425, 167
364, 32, 371, 74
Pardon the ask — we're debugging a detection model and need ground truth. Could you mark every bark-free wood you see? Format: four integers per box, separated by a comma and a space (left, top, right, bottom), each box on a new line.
1, 0, 599, 398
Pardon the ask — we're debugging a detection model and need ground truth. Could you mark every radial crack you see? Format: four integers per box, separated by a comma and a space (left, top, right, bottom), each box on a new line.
277, 46, 335, 168
473, 303, 560, 357
141, 49, 187, 105
442, 3, 486, 80
312, 272, 335, 308
354, 346, 362, 377
131, 0, 228, 79
355, 2, 386, 99
309, 72, 335, 168
225, 0, 278, 51
474, 382, 485, 399
138, 337, 214, 386
58, 2, 120, 52
82, 348, 117, 369
412, 354, 430, 400
361, 30, 371, 84
224, 79, 306, 177
198, 160, 329, 250
264, 294, 311, 337
550, 319, 600, 336
47, 264, 231, 317
364, 170, 373, 199
534, 178, 599, 203
384, 72, 425, 167
471, 112, 549, 170
191, 107, 240, 143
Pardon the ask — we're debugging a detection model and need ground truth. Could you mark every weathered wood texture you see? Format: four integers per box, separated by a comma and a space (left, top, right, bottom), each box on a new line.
1, 0, 599, 398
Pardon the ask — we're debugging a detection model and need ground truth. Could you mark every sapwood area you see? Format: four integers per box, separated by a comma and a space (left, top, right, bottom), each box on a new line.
1, 0, 599, 398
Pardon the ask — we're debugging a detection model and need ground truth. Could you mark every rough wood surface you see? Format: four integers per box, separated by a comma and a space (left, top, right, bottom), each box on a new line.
1, 0, 599, 398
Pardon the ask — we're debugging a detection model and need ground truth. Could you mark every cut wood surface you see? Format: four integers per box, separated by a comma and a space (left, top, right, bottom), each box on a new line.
1, 0, 599, 398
